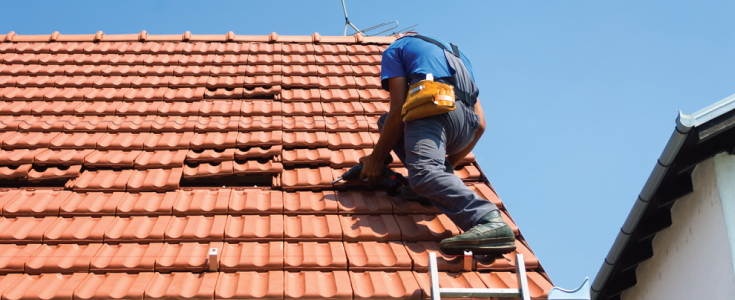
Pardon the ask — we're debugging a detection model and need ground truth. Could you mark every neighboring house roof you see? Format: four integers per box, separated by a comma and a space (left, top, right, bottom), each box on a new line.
593, 92, 735, 300
0, 31, 553, 299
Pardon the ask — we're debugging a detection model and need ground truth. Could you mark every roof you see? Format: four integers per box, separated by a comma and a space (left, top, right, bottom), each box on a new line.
0, 31, 553, 299
592, 92, 735, 300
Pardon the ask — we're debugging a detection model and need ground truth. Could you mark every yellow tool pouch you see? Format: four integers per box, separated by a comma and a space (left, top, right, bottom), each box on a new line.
401, 78, 456, 121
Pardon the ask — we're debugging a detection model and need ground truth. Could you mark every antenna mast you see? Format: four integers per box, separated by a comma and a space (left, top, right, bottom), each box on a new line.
340, 0, 417, 36
342, 0, 362, 36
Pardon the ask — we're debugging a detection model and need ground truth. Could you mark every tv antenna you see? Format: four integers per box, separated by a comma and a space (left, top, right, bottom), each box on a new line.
341, 0, 417, 37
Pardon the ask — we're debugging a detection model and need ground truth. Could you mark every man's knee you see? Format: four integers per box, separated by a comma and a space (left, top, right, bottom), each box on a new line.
407, 163, 444, 195
377, 113, 388, 133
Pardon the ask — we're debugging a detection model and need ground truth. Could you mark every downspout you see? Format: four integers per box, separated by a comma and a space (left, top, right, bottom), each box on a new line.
591, 111, 694, 299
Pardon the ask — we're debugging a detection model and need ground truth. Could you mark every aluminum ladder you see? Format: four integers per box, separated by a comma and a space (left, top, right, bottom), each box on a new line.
428, 252, 531, 300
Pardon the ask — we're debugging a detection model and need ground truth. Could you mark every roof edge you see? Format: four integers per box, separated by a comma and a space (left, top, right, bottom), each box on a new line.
2, 31, 397, 44
592, 92, 735, 299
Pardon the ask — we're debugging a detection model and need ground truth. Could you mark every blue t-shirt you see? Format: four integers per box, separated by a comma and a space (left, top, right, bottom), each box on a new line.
380, 34, 475, 91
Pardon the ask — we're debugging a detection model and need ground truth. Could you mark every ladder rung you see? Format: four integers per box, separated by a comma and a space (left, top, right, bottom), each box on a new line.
439, 288, 521, 298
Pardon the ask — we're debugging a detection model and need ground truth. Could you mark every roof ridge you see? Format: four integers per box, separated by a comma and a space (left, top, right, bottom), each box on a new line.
3, 31, 397, 44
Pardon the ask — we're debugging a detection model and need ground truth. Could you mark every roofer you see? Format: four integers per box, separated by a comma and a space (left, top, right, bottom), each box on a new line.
359, 33, 516, 255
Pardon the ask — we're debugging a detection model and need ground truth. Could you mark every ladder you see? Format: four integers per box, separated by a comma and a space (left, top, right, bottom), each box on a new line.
428, 252, 531, 300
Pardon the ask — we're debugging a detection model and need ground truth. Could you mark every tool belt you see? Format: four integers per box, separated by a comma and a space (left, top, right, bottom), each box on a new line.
401, 77, 456, 121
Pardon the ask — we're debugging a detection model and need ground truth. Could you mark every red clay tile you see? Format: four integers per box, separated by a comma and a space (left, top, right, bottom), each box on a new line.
228, 188, 283, 215
138, 65, 177, 77
83, 88, 129, 101
43, 87, 90, 101
243, 75, 282, 87
116, 192, 176, 216
196, 116, 239, 132
158, 100, 202, 115
172, 188, 230, 216
283, 43, 315, 54
340, 215, 401, 242
0, 64, 27, 76
175, 65, 213, 76
240, 100, 281, 116
349, 55, 381, 65
329, 148, 370, 169
204, 87, 243, 99
282, 191, 337, 215
215, 271, 284, 300
0, 164, 31, 180
282, 89, 320, 102
313, 44, 346, 54
73, 272, 153, 300
43, 216, 114, 243
19, 115, 71, 132
225, 215, 283, 242
283, 215, 341, 241
59, 192, 122, 217
346, 44, 382, 55
239, 116, 283, 131
183, 161, 234, 179
144, 132, 195, 150
320, 89, 359, 102
64, 115, 114, 132
3, 273, 88, 300
395, 215, 460, 242
0, 100, 34, 115
327, 132, 373, 149
220, 242, 284, 271
84, 150, 142, 168
25, 243, 102, 273
66, 65, 105, 76
365, 115, 381, 132
282, 54, 316, 65
0, 244, 41, 273
319, 77, 356, 89
198, 99, 241, 116
213, 54, 248, 65
233, 159, 283, 175
190, 132, 238, 150
276, 167, 333, 191
413, 272, 487, 298
163, 87, 205, 101
0, 217, 57, 243
315, 55, 349, 65
283, 65, 318, 77
455, 165, 481, 181
145, 272, 218, 300
349, 271, 422, 299
116, 101, 163, 115
93, 75, 134, 88
127, 168, 182, 192
282, 132, 328, 148
336, 190, 393, 215
0, 149, 45, 165
91, 242, 161, 272
0, 116, 30, 132
282, 102, 322, 116
187, 148, 235, 163
237, 131, 283, 147
248, 53, 281, 65
317, 65, 353, 76
169, 76, 208, 88
403, 241, 465, 272
285, 271, 352, 299
282, 148, 331, 166
209, 65, 245, 76
34, 149, 95, 166
324, 116, 369, 132
283, 116, 325, 132
30, 100, 82, 115
2, 132, 61, 149
358, 89, 390, 101
73, 170, 134, 192
150, 115, 197, 132
134, 150, 187, 169
165, 215, 227, 242
156, 242, 223, 272
104, 216, 172, 243
344, 241, 411, 271
107, 115, 156, 132
27, 165, 81, 182
474, 239, 540, 271
58, 76, 99, 87
354, 76, 382, 89
391, 196, 441, 215
243, 85, 281, 99
282, 76, 319, 88
234, 145, 282, 160
465, 182, 503, 209
101, 64, 143, 76
476, 272, 553, 300
321, 101, 363, 116
283, 242, 346, 271
49, 132, 105, 149
96, 132, 151, 150
73, 100, 123, 115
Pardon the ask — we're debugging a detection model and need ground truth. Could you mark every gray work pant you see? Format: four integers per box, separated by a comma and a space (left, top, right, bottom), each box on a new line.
377, 101, 498, 231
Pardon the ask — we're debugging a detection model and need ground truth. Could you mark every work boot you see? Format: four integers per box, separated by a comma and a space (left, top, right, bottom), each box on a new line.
399, 159, 454, 203
439, 210, 516, 255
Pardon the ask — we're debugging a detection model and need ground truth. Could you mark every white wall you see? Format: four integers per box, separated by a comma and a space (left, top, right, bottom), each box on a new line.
622, 157, 735, 300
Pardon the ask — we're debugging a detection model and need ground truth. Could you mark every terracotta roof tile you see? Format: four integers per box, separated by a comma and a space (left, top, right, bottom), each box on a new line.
0, 244, 40, 273
91, 243, 162, 272
73, 169, 134, 192
127, 168, 182, 192
156, 242, 223, 272
349, 271, 421, 299
224, 215, 283, 241
320, 89, 359, 102
395, 214, 460, 242
283, 116, 325, 132
145, 272, 218, 300
187, 148, 235, 163
183, 161, 234, 179
215, 271, 284, 300
322, 101, 363, 116
327, 132, 373, 149
358, 89, 390, 101
276, 167, 333, 190
0, 216, 57, 243
3, 273, 88, 300
104, 216, 171, 243
0, 164, 31, 179
97, 132, 151, 150
43, 216, 114, 243
475, 239, 540, 271
2, 132, 61, 149
0, 149, 45, 165
284, 215, 342, 241
27, 165, 81, 182
198, 99, 240, 116
237, 131, 283, 147
25, 243, 102, 273
414, 271, 487, 298
240, 100, 281, 116
285, 271, 352, 299
220, 241, 284, 271
391, 196, 442, 215
344, 241, 412, 271
234, 145, 282, 160
0, 189, 70, 217
404, 241, 465, 272
115, 192, 176, 216
282, 148, 331, 166
116, 101, 163, 115
340, 215, 401, 242
144, 132, 195, 150
282, 89, 320, 102
282, 102, 322, 116
34, 149, 94, 166
284, 242, 347, 271
228, 189, 283, 215
317, 65, 353, 76
158, 100, 201, 115
336, 190, 394, 215
239, 116, 282, 131
49, 132, 105, 149
59, 192, 122, 217
282, 191, 337, 215
83, 150, 141, 168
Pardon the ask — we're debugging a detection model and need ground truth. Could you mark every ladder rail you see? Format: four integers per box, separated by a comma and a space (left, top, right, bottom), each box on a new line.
428, 252, 530, 300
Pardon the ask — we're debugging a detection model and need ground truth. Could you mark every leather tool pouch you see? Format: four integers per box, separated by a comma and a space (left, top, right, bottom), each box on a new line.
401, 79, 456, 121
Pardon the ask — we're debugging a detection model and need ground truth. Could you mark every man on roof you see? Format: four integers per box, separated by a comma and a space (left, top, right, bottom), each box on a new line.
359, 33, 516, 255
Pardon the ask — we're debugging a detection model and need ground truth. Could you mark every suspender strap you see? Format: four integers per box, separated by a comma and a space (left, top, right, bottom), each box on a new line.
410, 34, 461, 57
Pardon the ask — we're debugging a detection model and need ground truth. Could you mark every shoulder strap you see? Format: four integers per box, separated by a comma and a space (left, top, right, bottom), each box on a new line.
410, 34, 460, 57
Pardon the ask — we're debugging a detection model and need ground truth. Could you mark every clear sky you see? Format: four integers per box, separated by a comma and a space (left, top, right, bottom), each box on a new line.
3, 0, 734, 289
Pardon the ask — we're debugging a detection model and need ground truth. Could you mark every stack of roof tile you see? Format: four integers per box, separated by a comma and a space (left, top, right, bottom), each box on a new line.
0, 31, 552, 299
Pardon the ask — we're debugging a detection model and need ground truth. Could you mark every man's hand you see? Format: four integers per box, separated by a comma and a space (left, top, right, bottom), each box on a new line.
359, 155, 383, 188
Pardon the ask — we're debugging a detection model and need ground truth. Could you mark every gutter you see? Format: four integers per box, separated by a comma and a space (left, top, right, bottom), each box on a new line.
591, 92, 735, 299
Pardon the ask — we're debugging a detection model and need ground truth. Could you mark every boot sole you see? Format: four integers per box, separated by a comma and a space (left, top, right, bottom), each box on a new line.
440, 239, 516, 255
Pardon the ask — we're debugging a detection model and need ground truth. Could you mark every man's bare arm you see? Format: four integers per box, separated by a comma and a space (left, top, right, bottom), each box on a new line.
447, 99, 485, 167
359, 76, 407, 187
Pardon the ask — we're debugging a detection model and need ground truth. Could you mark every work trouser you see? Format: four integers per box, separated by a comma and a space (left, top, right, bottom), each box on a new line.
377, 100, 498, 231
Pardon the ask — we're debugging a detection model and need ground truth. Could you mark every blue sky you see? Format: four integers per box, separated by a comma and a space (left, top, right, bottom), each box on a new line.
4, 0, 734, 289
